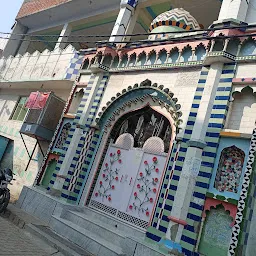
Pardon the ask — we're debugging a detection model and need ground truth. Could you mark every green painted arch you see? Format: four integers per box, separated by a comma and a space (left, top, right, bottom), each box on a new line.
96, 79, 183, 131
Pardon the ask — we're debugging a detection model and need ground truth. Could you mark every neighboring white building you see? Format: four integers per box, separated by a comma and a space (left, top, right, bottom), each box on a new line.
0, 38, 7, 57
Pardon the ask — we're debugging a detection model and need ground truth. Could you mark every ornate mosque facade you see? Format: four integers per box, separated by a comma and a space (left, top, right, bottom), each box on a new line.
3, 0, 256, 255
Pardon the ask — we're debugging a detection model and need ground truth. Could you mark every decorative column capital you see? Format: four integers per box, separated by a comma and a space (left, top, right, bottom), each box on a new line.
120, 0, 139, 10
187, 139, 207, 149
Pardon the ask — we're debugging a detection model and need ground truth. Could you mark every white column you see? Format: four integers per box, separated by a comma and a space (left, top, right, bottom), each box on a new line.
55, 23, 72, 50
53, 74, 104, 190
122, 7, 139, 42
18, 35, 30, 55
78, 73, 104, 125
109, 0, 139, 42
53, 128, 84, 190
218, 0, 250, 22
167, 63, 224, 243
3, 22, 28, 57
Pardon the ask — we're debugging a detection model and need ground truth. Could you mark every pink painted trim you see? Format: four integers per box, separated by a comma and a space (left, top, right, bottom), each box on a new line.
47, 153, 59, 163
232, 78, 256, 84
82, 41, 210, 62
83, 54, 95, 62
56, 174, 66, 179
203, 198, 237, 227
76, 82, 88, 86
167, 216, 187, 226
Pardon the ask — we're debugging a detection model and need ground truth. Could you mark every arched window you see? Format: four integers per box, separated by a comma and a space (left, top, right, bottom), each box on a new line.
112, 106, 172, 152
214, 145, 245, 193
55, 122, 71, 150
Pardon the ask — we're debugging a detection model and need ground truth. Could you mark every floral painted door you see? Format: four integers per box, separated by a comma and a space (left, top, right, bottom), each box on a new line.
90, 135, 167, 228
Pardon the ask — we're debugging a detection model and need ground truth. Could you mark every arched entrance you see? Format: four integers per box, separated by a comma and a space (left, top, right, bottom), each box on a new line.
90, 106, 173, 228
83, 80, 182, 230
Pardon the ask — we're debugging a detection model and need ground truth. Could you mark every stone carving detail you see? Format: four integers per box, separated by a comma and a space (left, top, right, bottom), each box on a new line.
214, 145, 245, 193
181, 157, 201, 179
119, 120, 129, 136
175, 69, 200, 87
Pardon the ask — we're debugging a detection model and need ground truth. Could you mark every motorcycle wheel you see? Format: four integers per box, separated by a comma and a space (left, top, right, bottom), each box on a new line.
0, 190, 10, 213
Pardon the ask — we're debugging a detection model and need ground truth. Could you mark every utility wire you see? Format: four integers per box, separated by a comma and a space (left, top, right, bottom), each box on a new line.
0, 23, 256, 40
0, 32, 255, 46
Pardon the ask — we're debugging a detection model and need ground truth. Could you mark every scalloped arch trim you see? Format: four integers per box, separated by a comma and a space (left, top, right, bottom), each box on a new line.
96, 79, 183, 130
203, 198, 237, 227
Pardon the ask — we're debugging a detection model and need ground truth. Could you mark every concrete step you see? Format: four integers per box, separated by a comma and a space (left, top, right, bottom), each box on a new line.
67, 206, 145, 240
25, 223, 92, 256
50, 215, 125, 256
62, 210, 126, 247
0, 203, 47, 229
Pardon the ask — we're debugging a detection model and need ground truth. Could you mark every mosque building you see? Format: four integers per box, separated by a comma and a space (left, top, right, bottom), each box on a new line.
2, 0, 256, 255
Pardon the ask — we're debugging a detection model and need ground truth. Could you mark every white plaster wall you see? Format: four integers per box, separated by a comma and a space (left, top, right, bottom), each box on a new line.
235, 63, 256, 78
225, 88, 256, 134
218, 0, 248, 21
0, 45, 76, 82
245, 0, 256, 23
0, 88, 70, 202
98, 68, 201, 135
79, 74, 91, 83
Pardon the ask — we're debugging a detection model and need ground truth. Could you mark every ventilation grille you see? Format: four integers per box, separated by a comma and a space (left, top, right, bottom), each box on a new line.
90, 200, 117, 216
89, 200, 148, 230
117, 211, 148, 229
40, 96, 65, 130
25, 109, 42, 124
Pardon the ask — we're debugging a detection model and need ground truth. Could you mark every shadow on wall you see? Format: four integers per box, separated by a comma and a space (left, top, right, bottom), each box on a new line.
0, 99, 12, 118
226, 87, 256, 132
0, 139, 14, 201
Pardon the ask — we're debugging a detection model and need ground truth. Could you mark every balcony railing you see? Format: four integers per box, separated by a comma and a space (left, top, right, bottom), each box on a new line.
0, 45, 79, 82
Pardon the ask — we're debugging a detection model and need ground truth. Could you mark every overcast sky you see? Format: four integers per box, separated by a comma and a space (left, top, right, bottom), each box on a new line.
0, 0, 24, 32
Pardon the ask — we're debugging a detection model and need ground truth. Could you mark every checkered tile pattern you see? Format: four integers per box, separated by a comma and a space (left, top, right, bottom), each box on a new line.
181, 63, 236, 254
47, 74, 96, 191
39, 60, 82, 187
228, 129, 256, 256
128, 0, 138, 8
146, 66, 209, 246
60, 75, 109, 203
36, 79, 78, 186
239, 145, 256, 255
145, 63, 237, 255
65, 52, 83, 80
121, 0, 138, 8
68, 129, 94, 192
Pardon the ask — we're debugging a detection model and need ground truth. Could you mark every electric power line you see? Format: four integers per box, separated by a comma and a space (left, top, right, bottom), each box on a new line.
0, 32, 255, 48
0, 23, 256, 40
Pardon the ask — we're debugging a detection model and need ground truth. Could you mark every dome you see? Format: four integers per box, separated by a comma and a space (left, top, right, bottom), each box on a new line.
149, 8, 200, 34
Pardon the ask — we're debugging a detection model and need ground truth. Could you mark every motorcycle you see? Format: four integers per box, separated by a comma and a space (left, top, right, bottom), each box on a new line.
0, 168, 14, 213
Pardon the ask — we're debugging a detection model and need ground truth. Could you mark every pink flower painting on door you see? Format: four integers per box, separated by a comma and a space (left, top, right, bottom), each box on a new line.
129, 156, 159, 217
95, 149, 122, 201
